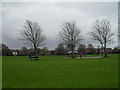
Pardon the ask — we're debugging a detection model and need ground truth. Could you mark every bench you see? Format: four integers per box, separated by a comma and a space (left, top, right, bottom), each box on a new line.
29, 56, 39, 59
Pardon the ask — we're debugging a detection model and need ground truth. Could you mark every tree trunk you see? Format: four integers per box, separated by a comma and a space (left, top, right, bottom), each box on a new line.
104, 47, 107, 58
100, 46, 104, 57
33, 43, 37, 56
71, 48, 74, 59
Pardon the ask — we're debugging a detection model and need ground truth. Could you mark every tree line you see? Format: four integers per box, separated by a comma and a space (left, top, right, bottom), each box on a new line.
1, 19, 117, 58
0, 43, 120, 56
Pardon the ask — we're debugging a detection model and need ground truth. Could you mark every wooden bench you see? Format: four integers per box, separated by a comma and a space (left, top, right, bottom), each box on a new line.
29, 56, 39, 59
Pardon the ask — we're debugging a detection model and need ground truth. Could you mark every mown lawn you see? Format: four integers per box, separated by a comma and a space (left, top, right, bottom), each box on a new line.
2, 54, 118, 88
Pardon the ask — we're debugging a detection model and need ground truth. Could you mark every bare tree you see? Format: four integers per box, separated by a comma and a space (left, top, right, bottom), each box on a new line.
89, 19, 115, 57
20, 20, 46, 55
59, 21, 82, 58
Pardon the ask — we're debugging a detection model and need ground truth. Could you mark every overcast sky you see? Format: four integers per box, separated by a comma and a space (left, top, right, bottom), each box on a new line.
1, 2, 118, 50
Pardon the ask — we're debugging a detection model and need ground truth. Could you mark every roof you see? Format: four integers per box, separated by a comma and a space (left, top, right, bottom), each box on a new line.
67, 51, 78, 53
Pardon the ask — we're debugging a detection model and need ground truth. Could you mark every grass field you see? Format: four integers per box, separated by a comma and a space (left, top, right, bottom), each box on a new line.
2, 54, 118, 88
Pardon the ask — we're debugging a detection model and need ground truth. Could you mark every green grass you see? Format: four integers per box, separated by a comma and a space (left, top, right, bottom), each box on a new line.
2, 54, 118, 88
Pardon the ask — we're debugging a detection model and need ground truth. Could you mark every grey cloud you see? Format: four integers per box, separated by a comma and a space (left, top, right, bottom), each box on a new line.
2, 2, 118, 49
